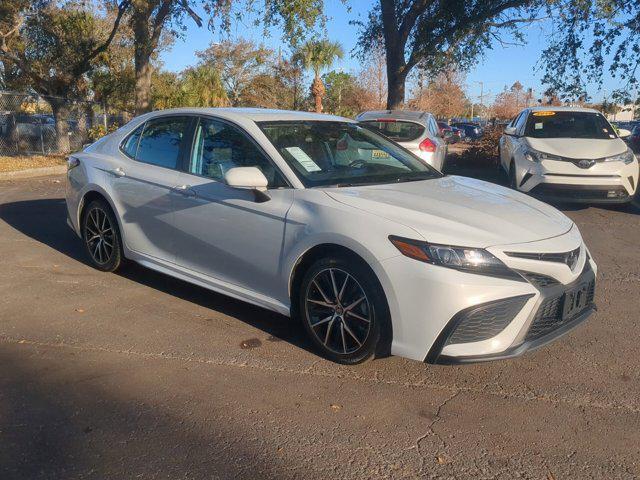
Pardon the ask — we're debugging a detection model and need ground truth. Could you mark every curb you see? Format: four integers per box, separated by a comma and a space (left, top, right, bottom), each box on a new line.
0, 165, 66, 181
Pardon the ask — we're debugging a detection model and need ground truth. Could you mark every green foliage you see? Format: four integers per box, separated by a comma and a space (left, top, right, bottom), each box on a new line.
293, 39, 344, 78
541, 0, 640, 103
180, 64, 229, 107
322, 70, 366, 117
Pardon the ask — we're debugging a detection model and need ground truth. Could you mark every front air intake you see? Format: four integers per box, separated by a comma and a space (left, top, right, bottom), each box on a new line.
444, 294, 534, 345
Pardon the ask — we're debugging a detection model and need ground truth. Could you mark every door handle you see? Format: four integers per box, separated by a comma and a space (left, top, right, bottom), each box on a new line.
109, 167, 126, 177
171, 184, 196, 197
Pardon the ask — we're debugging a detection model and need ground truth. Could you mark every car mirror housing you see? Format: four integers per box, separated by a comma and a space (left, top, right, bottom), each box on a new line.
504, 126, 517, 136
224, 167, 271, 202
618, 128, 632, 138
224, 167, 268, 191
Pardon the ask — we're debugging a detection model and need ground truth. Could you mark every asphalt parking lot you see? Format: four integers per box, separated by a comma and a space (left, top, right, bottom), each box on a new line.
1, 174, 639, 479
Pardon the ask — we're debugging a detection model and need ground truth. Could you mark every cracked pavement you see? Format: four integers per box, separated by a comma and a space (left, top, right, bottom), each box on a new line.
1, 175, 639, 479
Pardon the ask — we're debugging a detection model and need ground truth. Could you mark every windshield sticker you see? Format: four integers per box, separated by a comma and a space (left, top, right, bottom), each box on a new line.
285, 146, 322, 172
534, 122, 543, 130
372, 149, 390, 158
533, 111, 556, 117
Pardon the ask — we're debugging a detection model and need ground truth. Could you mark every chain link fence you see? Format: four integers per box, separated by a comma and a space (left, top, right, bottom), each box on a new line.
0, 91, 124, 157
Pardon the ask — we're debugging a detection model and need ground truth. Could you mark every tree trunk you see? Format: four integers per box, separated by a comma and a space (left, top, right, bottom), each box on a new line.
386, 67, 407, 110
50, 99, 71, 154
311, 75, 325, 113
132, 9, 154, 115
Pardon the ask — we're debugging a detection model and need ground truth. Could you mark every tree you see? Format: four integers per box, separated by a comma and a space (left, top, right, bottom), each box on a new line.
294, 39, 344, 113
408, 71, 469, 118
0, 0, 129, 152
541, 0, 640, 103
196, 39, 272, 106
490, 81, 533, 119
355, 0, 542, 109
129, 0, 327, 115
180, 64, 228, 107
322, 70, 374, 117
357, 44, 388, 111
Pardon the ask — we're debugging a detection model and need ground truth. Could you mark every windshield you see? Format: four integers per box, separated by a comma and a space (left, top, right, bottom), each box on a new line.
257, 121, 441, 188
524, 111, 617, 139
358, 120, 425, 142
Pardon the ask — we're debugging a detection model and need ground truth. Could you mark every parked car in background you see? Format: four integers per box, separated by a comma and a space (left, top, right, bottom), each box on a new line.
66, 107, 597, 365
628, 125, 640, 152
437, 121, 463, 144
451, 122, 483, 140
499, 106, 638, 203
356, 110, 447, 171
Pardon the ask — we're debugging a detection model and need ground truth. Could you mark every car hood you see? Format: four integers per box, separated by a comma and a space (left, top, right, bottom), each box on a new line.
525, 137, 627, 159
324, 176, 573, 248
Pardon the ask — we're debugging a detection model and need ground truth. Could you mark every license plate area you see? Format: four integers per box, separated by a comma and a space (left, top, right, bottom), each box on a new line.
562, 282, 590, 319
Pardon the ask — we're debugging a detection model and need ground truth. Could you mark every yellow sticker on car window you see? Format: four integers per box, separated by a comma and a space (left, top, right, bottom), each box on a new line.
372, 149, 390, 158
532, 111, 556, 117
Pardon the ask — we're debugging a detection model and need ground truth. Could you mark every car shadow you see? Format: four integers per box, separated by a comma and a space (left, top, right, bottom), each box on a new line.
0, 197, 310, 352
0, 346, 289, 479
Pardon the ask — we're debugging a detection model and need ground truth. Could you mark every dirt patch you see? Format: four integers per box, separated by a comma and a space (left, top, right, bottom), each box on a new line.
0, 155, 66, 173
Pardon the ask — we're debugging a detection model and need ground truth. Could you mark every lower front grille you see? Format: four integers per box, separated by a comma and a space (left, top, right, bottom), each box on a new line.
446, 295, 532, 345
530, 184, 628, 201
525, 279, 596, 341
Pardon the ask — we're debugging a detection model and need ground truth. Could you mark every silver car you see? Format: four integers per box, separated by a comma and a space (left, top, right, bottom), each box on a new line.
356, 110, 447, 171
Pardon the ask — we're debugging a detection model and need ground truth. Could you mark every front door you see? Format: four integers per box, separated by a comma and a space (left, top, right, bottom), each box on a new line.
169, 116, 294, 302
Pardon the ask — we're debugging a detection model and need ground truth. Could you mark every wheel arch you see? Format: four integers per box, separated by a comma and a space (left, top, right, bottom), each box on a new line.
77, 186, 127, 252
288, 242, 393, 357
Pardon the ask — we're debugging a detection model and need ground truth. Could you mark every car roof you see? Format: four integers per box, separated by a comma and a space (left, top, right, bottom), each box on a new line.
356, 110, 432, 122
528, 106, 600, 114
136, 107, 353, 123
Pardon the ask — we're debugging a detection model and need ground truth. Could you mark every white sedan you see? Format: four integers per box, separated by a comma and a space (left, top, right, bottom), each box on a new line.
499, 106, 638, 203
66, 108, 597, 364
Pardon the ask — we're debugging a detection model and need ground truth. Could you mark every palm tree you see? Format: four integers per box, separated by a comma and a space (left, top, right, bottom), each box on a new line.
294, 39, 344, 113
181, 65, 229, 107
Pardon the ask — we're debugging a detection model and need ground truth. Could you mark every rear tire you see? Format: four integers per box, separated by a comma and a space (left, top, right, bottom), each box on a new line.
298, 255, 390, 365
81, 199, 124, 272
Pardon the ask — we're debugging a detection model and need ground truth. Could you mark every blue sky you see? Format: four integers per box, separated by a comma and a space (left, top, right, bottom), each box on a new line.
160, 0, 619, 104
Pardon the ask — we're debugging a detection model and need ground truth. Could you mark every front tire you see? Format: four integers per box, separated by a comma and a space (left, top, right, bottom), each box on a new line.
81, 199, 124, 272
298, 255, 389, 365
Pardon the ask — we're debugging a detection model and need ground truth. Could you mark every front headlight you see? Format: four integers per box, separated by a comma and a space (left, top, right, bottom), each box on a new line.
389, 236, 523, 281
523, 147, 563, 163
604, 148, 635, 165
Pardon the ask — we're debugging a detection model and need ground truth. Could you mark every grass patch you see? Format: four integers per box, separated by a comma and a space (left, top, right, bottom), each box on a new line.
0, 155, 66, 173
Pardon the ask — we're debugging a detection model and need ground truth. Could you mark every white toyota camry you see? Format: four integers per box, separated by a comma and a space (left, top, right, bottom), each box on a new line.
66, 108, 597, 365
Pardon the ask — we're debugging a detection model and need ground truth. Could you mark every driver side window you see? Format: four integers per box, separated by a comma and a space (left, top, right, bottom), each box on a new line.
189, 117, 287, 188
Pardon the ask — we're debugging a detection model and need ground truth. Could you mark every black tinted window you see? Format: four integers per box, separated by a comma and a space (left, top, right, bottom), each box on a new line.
524, 111, 616, 139
189, 118, 287, 188
136, 116, 190, 168
360, 120, 425, 142
122, 125, 143, 158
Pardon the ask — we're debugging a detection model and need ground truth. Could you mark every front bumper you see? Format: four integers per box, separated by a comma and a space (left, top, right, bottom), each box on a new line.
425, 260, 596, 364
516, 156, 639, 203
381, 225, 596, 363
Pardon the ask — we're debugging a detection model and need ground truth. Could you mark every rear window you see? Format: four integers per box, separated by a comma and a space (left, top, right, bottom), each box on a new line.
524, 111, 617, 139
359, 120, 425, 142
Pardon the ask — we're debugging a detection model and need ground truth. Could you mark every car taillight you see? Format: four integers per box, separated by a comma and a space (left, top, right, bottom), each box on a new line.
419, 138, 436, 153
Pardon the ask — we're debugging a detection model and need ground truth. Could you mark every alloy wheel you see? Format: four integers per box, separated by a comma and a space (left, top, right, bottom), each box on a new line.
84, 207, 115, 265
304, 267, 372, 355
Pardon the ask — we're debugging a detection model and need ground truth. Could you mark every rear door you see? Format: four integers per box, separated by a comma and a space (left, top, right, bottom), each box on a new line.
109, 115, 192, 261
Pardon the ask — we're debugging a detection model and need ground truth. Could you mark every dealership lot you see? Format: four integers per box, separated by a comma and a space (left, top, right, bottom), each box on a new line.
1, 175, 639, 479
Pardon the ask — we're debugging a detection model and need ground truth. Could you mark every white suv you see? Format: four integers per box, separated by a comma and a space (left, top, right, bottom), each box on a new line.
499, 106, 638, 203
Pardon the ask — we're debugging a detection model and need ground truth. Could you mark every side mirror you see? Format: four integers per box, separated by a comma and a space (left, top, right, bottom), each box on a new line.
224, 166, 270, 202
618, 128, 632, 138
504, 126, 517, 136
